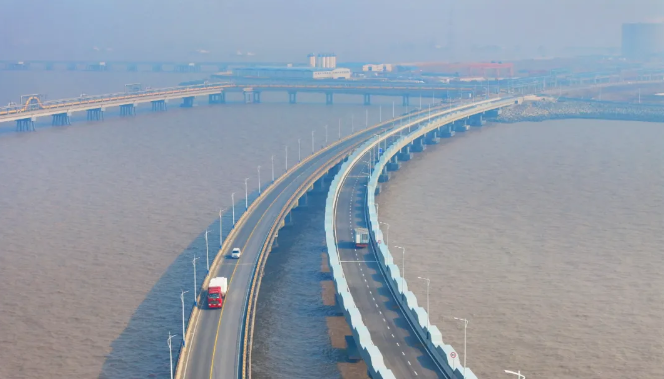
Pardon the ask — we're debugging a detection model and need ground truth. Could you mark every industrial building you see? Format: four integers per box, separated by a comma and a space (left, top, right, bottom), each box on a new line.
622, 23, 664, 59
232, 66, 351, 80
307, 53, 337, 69
362, 64, 394, 72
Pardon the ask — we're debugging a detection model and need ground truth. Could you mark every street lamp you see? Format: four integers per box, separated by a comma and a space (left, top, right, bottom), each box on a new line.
394, 245, 405, 291
365, 108, 368, 128
351, 114, 354, 133
167, 332, 177, 379
392, 101, 395, 118
257, 166, 261, 194
244, 177, 250, 210
271, 155, 275, 182
454, 317, 469, 379
205, 229, 210, 271
298, 139, 301, 162
379, 221, 389, 245
338, 118, 341, 140
180, 290, 188, 346
379, 105, 382, 122
417, 277, 430, 331
219, 208, 225, 248
192, 256, 199, 305
504, 370, 525, 379
285, 145, 288, 171
324, 125, 328, 146
231, 193, 236, 226
311, 130, 315, 154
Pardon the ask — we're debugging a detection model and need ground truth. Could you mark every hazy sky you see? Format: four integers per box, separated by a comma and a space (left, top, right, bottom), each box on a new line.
1, 0, 663, 62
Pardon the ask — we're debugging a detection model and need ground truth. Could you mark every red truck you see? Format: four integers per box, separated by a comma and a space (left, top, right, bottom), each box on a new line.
208, 277, 228, 309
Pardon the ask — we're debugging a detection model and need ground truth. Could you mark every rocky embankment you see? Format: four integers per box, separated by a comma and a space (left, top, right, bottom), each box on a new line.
497, 99, 664, 123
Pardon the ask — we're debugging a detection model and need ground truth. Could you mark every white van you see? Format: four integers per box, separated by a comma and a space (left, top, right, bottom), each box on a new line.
231, 248, 242, 259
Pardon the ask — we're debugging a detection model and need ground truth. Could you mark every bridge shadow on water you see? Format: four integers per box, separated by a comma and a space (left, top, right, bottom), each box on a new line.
99, 189, 261, 379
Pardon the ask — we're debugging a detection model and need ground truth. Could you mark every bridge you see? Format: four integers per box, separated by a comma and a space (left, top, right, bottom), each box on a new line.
174, 103, 449, 379
0, 82, 489, 131
0, 60, 284, 73
173, 97, 516, 379
325, 97, 520, 378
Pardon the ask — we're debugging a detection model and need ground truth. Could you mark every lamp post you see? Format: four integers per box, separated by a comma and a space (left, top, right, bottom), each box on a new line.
192, 256, 199, 305
504, 370, 525, 379
338, 118, 341, 140
394, 245, 405, 291
231, 193, 235, 226
285, 145, 288, 171
351, 114, 354, 133
167, 332, 177, 379
324, 125, 328, 146
417, 277, 430, 331
379, 221, 389, 245
257, 166, 261, 194
311, 130, 315, 153
180, 290, 188, 346
298, 139, 301, 162
365, 108, 368, 128
205, 229, 209, 271
379, 105, 382, 122
454, 317, 469, 379
244, 177, 249, 210
271, 155, 274, 182
219, 209, 225, 248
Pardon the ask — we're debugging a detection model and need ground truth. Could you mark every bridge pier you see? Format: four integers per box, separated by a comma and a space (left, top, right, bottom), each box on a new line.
16, 118, 35, 132
485, 108, 502, 118
387, 155, 401, 171
378, 167, 390, 183
402, 94, 410, 106
425, 130, 440, 145
285, 210, 294, 226
45, 62, 54, 70
152, 64, 162, 72
120, 104, 136, 116
151, 100, 167, 111
469, 114, 485, 127
411, 137, 426, 152
243, 91, 253, 103
181, 96, 195, 108
288, 91, 297, 104
363, 94, 371, 106
87, 108, 104, 121
452, 120, 469, 132
297, 192, 308, 208
253, 91, 261, 104
67, 63, 77, 71
439, 124, 455, 138
127, 64, 138, 72
325, 92, 333, 105
52, 113, 71, 126
208, 92, 225, 104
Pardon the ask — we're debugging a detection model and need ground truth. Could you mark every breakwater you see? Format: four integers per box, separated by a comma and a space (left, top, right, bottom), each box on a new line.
497, 98, 664, 123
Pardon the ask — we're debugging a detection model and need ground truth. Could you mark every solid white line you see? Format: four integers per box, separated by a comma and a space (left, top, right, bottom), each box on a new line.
391, 334, 395, 338
408, 361, 412, 366
402, 352, 405, 356
396, 342, 399, 347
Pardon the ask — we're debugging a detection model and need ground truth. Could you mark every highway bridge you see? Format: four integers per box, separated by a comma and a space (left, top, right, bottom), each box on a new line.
173, 102, 455, 379
325, 98, 519, 378
0, 82, 487, 131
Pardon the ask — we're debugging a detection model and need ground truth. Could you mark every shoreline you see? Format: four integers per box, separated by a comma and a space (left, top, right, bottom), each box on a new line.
496, 98, 664, 123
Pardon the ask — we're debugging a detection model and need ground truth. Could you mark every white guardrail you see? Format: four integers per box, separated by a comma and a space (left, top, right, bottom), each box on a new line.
325, 97, 522, 378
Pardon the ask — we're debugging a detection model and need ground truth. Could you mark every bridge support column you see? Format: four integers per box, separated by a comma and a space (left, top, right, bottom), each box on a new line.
363, 94, 371, 106
87, 108, 104, 121
151, 100, 167, 111
485, 108, 502, 118
285, 210, 294, 226
16, 118, 35, 132
452, 120, 469, 132
52, 113, 71, 126
425, 130, 440, 145
127, 64, 138, 72
297, 192, 308, 208
120, 104, 136, 116
387, 155, 401, 171
288, 91, 297, 104
325, 92, 333, 105
378, 167, 390, 183
208, 92, 225, 104
439, 124, 455, 138
152, 64, 162, 72
411, 137, 426, 152
402, 94, 410, 106
469, 114, 485, 127
253, 91, 261, 104
243, 91, 253, 103
181, 96, 195, 108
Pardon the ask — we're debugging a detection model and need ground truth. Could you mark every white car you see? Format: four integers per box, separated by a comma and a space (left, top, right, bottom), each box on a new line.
231, 248, 242, 259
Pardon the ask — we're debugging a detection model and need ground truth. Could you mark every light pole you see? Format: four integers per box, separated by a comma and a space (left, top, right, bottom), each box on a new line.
257, 166, 261, 194
205, 229, 209, 271
504, 370, 525, 379
219, 209, 225, 248
167, 332, 177, 379
285, 145, 288, 171
180, 290, 188, 346
351, 114, 354, 133
379, 105, 382, 122
338, 118, 341, 140
379, 221, 389, 245
324, 125, 328, 146
231, 193, 235, 226
298, 139, 301, 162
244, 177, 249, 210
455, 317, 469, 379
365, 108, 368, 128
417, 277, 430, 331
192, 256, 199, 305
394, 245, 405, 291
271, 155, 275, 182
392, 101, 395, 118
311, 130, 315, 153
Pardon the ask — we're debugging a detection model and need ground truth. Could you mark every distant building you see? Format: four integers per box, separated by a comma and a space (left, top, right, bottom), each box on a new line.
232, 66, 350, 80
308, 53, 337, 69
362, 64, 393, 72
622, 23, 664, 59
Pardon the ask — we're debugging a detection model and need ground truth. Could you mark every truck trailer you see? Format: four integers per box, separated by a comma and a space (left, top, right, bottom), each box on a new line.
208, 277, 228, 309
354, 227, 370, 248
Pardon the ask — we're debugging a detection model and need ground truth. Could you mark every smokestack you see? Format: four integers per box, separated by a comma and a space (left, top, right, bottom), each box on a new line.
331, 54, 337, 69
308, 53, 316, 67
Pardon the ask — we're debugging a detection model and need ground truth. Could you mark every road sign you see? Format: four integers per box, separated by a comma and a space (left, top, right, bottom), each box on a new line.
379, 148, 383, 154
450, 352, 457, 359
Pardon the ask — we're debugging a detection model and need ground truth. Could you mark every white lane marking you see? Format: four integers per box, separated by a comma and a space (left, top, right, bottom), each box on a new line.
396, 342, 399, 347
375, 304, 378, 308
387, 326, 390, 330
391, 334, 395, 338
402, 352, 405, 356
408, 361, 412, 366
379, 311, 382, 315
414, 371, 418, 376
383, 318, 386, 322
